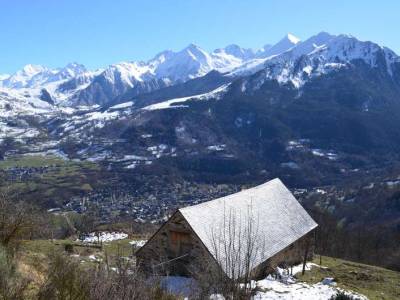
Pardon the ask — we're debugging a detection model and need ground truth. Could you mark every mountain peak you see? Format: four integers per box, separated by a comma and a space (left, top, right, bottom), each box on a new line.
286, 33, 301, 44
215, 44, 256, 60
185, 43, 202, 51
309, 32, 336, 45
21, 64, 47, 75
64, 62, 86, 70
257, 33, 301, 58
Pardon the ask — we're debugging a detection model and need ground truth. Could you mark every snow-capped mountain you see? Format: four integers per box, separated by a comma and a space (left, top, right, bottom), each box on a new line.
229, 32, 400, 88
67, 62, 170, 106
0, 64, 47, 88
62, 42, 256, 106
0, 63, 86, 89
1, 32, 399, 112
257, 33, 300, 58
215, 44, 256, 61
2, 30, 400, 203
0, 34, 298, 107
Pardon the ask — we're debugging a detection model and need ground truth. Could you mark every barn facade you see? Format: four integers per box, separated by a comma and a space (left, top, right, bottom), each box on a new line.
136, 178, 318, 279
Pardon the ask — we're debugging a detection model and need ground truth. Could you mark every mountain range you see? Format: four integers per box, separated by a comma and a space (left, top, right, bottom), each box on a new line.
1, 31, 400, 188
0, 33, 301, 106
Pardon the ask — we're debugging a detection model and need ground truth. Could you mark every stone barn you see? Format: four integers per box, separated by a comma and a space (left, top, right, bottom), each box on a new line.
136, 178, 318, 279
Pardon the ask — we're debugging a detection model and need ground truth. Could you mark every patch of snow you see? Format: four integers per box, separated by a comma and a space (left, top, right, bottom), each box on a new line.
129, 240, 147, 248
315, 188, 327, 195
386, 180, 400, 187
253, 276, 366, 300
121, 155, 149, 161
280, 162, 300, 170
207, 144, 226, 151
78, 231, 128, 243
125, 162, 138, 169
312, 149, 338, 160
142, 84, 229, 110
363, 183, 375, 189
109, 101, 134, 110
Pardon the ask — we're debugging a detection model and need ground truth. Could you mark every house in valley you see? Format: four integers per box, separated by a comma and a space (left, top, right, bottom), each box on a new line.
135, 178, 318, 279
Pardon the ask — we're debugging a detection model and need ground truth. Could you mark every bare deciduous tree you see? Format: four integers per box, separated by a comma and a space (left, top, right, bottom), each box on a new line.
192, 203, 265, 299
0, 191, 38, 248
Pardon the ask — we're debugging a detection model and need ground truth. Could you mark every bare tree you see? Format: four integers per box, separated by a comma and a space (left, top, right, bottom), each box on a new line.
193, 203, 265, 299
0, 191, 38, 248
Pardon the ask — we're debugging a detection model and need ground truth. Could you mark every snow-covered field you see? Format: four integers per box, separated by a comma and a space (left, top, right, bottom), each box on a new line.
162, 263, 367, 300
78, 231, 128, 243
252, 276, 367, 300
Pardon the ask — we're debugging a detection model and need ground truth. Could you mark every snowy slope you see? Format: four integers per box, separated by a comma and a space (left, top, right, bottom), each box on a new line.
1, 32, 399, 109
142, 84, 230, 110
0, 34, 306, 106
0, 87, 53, 117
229, 32, 400, 88
257, 33, 301, 58
151, 43, 248, 81
0, 74, 10, 81
0, 63, 86, 89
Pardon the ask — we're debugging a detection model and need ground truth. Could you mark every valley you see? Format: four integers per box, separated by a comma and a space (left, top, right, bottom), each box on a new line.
1, 31, 399, 296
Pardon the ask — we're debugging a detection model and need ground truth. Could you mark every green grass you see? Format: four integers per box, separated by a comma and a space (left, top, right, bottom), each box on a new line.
0, 155, 100, 205
0, 155, 66, 169
297, 255, 400, 300
21, 237, 138, 268
19, 240, 400, 299
104, 239, 135, 257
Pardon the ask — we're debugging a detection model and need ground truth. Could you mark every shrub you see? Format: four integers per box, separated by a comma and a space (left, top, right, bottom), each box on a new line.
329, 291, 356, 300
0, 245, 30, 300
38, 252, 90, 300
38, 252, 178, 300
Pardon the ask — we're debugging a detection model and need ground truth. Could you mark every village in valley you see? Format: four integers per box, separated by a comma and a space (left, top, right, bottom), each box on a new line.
1, 142, 400, 299
1, 1, 400, 299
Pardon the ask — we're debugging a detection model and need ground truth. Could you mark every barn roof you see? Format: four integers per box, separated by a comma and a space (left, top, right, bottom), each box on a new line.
179, 178, 317, 279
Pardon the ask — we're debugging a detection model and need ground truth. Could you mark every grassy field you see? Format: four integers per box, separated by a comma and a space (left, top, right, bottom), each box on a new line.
0, 155, 67, 169
17, 241, 400, 299
20, 237, 137, 266
297, 255, 400, 300
15, 238, 139, 298
0, 155, 102, 205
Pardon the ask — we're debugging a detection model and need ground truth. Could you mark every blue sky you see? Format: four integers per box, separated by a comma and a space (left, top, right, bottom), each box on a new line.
1, 0, 399, 74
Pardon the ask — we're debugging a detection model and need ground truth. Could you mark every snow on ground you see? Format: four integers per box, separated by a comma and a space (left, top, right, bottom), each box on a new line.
291, 262, 324, 275
88, 254, 102, 262
207, 144, 226, 151
78, 231, 128, 243
161, 263, 367, 300
253, 276, 367, 300
142, 84, 229, 110
129, 240, 147, 248
109, 101, 134, 110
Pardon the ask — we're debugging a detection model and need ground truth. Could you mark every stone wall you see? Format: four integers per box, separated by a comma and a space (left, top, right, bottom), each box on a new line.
136, 210, 211, 276
137, 212, 315, 279
251, 232, 315, 279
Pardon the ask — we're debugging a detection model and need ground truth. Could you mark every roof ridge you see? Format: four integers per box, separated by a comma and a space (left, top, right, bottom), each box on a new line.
179, 178, 282, 212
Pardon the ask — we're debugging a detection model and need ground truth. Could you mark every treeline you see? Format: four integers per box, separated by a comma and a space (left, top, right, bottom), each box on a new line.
311, 208, 400, 271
